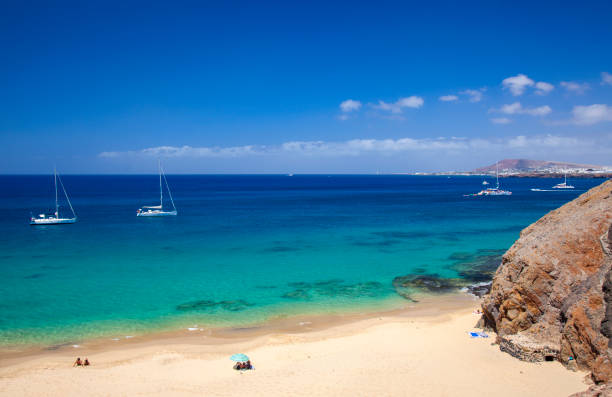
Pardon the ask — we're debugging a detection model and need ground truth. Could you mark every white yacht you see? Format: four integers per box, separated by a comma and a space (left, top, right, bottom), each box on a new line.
467, 162, 512, 196
30, 168, 77, 225
552, 172, 575, 189
137, 161, 177, 217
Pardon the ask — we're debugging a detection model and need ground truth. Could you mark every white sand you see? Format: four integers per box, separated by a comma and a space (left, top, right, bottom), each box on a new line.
0, 307, 587, 396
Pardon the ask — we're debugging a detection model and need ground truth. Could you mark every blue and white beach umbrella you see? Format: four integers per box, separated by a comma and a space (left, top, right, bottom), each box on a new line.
230, 353, 250, 362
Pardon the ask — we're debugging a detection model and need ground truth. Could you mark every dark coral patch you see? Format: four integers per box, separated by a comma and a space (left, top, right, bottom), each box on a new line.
392, 274, 466, 301
449, 249, 504, 283
263, 246, 301, 253
176, 299, 255, 312
282, 279, 387, 300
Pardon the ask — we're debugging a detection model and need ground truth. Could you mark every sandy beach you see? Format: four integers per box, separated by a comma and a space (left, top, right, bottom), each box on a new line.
0, 295, 587, 397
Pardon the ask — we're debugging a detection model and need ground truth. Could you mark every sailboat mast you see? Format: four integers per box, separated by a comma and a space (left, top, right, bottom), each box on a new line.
54, 166, 59, 217
496, 162, 500, 188
159, 160, 163, 209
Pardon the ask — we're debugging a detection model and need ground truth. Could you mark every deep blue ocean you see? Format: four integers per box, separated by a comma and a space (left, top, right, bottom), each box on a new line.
0, 175, 604, 348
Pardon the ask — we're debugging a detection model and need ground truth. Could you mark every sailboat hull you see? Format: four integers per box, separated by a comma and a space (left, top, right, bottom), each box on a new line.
30, 217, 77, 225
137, 210, 177, 217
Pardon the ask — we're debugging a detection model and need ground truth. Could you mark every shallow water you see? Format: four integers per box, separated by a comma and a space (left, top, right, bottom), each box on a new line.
0, 175, 602, 347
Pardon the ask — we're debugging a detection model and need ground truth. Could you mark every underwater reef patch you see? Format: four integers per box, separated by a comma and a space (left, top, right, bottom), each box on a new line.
176, 299, 255, 312
392, 248, 505, 301
255, 285, 278, 289
351, 239, 402, 247
371, 231, 431, 239
282, 279, 387, 300
448, 248, 505, 283
263, 246, 301, 253
392, 274, 466, 302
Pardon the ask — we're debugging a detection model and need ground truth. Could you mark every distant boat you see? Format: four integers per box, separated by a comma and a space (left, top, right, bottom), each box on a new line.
552, 172, 575, 189
466, 162, 511, 196
30, 168, 77, 225
137, 161, 177, 217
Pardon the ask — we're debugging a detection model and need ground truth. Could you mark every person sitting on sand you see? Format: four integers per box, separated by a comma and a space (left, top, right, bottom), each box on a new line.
246, 360, 252, 370
73, 357, 82, 367
84, 358, 90, 366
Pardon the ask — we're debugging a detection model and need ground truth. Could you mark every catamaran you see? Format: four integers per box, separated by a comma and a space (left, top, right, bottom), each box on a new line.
30, 168, 77, 225
137, 161, 177, 217
552, 172, 575, 189
466, 162, 512, 196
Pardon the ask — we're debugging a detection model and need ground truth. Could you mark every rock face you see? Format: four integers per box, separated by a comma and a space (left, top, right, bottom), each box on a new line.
481, 180, 612, 383
569, 383, 612, 397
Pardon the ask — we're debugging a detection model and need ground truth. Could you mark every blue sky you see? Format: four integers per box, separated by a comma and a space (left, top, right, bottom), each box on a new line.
1, 1, 612, 173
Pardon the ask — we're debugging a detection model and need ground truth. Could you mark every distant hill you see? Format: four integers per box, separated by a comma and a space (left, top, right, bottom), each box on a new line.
472, 159, 604, 173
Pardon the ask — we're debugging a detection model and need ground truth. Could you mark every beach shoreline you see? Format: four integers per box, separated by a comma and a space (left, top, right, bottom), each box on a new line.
0, 291, 476, 365
0, 292, 588, 396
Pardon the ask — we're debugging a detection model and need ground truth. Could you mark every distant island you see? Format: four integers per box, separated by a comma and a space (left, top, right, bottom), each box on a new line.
404, 159, 612, 178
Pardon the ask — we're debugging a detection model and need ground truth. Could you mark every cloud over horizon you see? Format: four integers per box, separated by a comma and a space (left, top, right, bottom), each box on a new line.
100, 134, 607, 165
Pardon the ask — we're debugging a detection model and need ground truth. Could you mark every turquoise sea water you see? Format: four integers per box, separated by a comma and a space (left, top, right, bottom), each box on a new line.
0, 175, 604, 348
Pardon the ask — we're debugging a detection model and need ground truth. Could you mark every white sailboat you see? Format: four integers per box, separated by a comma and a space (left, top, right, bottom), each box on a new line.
30, 168, 77, 225
466, 162, 512, 196
137, 161, 177, 217
552, 171, 575, 189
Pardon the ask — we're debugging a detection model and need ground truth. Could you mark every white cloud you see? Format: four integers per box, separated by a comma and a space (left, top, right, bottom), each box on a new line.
499, 102, 522, 114
460, 88, 486, 103
339, 99, 362, 112
490, 117, 512, 124
523, 105, 552, 116
502, 74, 534, 96
100, 145, 260, 159
602, 72, 612, 86
571, 104, 612, 125
372, 96, 424, 113
439, 95, 458, 102
535, 81, 554, 95
506, 135, 581, 149
560, 81, 590, 94
494, 102, 552, 116
99, 134, 591, 160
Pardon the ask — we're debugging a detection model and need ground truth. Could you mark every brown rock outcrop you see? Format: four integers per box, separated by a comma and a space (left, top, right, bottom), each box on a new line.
481, 180, 612, 383
569, 383, 612, 397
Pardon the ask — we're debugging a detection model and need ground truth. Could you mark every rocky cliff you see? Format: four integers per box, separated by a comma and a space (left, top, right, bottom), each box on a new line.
481, 180, 612, 383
